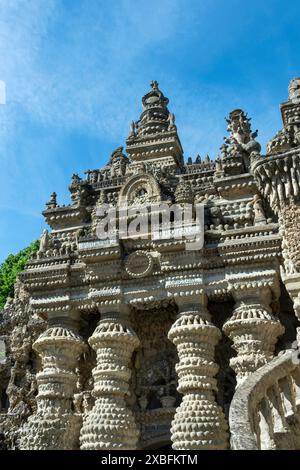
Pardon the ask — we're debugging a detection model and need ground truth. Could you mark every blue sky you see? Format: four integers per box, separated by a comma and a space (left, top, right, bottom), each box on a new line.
0, 0, 299, 262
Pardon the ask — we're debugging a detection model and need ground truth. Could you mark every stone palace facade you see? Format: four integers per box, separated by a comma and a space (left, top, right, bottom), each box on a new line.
1, 78, 300, 450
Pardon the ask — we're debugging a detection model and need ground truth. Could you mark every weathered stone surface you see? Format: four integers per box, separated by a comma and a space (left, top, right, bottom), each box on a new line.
2, 78, 300, 450
168, 295, 228, 449
80, 306, 140, 450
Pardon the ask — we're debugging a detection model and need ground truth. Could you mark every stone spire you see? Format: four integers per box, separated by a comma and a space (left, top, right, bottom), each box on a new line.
135, 80, 172, 136
126, 81, 183, 167
267, 77, 300, 155
174, 177, 193, 204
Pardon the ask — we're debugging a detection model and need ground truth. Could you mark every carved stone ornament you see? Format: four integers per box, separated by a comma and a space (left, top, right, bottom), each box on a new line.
125, 251, 154, 278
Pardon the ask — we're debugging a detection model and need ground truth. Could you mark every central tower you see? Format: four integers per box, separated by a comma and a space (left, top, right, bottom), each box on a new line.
126, 80, 184, 169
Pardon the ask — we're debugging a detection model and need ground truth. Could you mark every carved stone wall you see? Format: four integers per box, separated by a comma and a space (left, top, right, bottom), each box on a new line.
0, 284, 46, 449
280, 203, 300, 275
131, 304, 178, 448
2, 78, 300, 450
19, 313, 85, 450
80, 306, 140, 450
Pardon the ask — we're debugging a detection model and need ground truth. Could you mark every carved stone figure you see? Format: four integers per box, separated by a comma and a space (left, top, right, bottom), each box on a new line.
167, 112, 176, 130
37, 229, 49, 255
129, 121, 136, 138
252, 194, 267, 225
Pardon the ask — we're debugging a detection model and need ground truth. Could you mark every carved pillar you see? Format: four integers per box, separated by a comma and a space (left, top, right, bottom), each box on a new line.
19, 310, 85, 450
80, 304, 140, 450
223, 287, 284, 385
278, 203, 300, 342
168, 293, 228, 450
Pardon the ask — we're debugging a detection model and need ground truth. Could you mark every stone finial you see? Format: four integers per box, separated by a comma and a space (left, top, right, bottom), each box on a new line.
252, 193, 267, 225
38, 229, 49, 254
174, 177, 193, 204
150, 80, 159, 90
267, 78, 300, 155
215, 155, 223, 177
71, 173, 81, 185
128, 121, 136, 138
167, 112, 176, 131
288, 77, 300, 103
46, 192, 57, 209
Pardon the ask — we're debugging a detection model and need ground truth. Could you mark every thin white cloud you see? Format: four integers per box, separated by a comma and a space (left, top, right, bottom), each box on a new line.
0, 0, 288, 161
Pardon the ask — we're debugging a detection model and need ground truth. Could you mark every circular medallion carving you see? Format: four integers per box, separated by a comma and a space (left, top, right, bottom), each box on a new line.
125, 251, 154, 278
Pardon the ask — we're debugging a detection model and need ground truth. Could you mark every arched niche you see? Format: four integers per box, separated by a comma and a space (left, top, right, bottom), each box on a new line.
118, 173, 161, 207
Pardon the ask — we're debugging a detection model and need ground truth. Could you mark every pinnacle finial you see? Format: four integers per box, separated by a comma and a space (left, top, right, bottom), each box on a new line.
151, 80, 159, 90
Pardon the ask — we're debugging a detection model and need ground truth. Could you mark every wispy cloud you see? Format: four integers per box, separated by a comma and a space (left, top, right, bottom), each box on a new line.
0, 0, 184, 142
0, 0, 293, 155
0, 0, 299, 261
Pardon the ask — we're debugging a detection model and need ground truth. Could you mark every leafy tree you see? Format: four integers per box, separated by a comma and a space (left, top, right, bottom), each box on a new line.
0, 240, 40, 309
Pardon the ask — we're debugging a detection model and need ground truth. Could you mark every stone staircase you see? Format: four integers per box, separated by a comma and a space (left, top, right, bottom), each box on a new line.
229, 348, 300, 449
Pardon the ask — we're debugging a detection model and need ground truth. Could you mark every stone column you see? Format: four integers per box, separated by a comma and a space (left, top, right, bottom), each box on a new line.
19, 310, 85, 450
223, 287, 284, 385
80, 304, 140, 450
278, 203, 300, 343
168, 293, 228, 450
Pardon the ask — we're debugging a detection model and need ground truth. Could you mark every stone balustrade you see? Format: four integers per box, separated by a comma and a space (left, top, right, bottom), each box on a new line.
252, 150, 300, 214
230, 349, 300, 450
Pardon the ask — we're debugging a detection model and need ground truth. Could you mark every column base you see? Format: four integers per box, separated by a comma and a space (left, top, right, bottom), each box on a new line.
80, 396, 139, 450
171, 393, 228, 450
20, 413, 82, 450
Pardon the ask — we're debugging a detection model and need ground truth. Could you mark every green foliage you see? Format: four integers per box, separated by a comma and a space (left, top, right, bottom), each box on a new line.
0, 240, 40, 310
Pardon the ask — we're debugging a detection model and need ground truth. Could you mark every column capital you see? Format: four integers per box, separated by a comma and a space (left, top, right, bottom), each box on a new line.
223, 286, 284, 385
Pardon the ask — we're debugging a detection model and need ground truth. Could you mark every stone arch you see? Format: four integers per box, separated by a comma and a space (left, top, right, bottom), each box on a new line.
118, 173, 161, 206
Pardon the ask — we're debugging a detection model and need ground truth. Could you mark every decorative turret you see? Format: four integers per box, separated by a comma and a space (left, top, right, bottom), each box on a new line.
69, 173, 91, 207
126, 81, 184, 168
46, 192, 58, 209
135, 80, 171, 136
267, 78, 300, 155
174, 177, 193, 204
